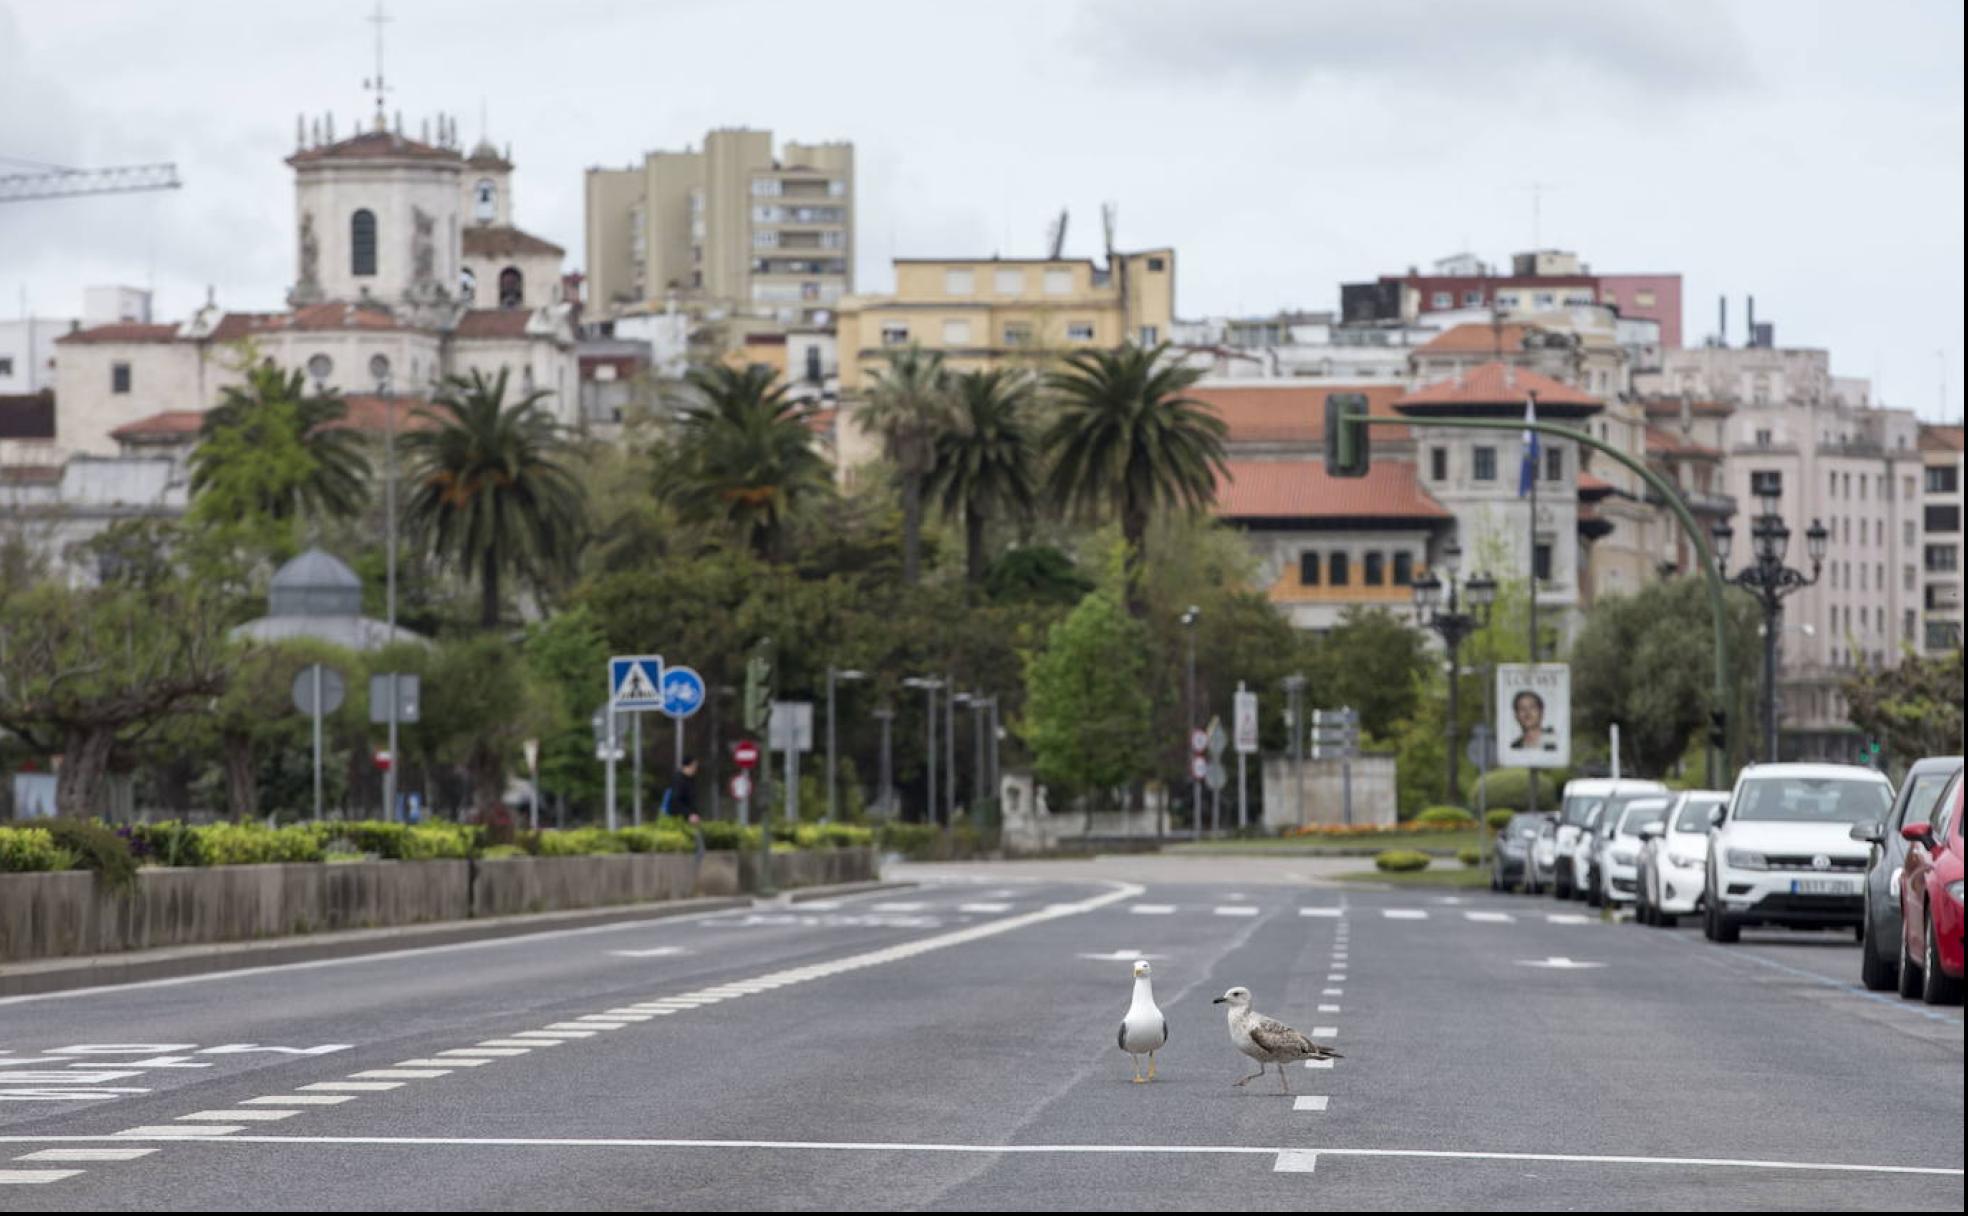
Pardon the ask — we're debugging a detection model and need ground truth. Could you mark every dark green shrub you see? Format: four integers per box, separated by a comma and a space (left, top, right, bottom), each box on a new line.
1485, 808, 1515, 832
126, 820, 207, 867
0, 826, 76, 872
1374, 849, 1431, 873
1415, 806, 1476, 827
46, 819, 138, 891
1457, 846, 1482, 867
1473, 769, 1566, 812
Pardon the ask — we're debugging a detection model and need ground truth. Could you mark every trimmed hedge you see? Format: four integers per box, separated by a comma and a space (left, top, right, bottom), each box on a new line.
1457, 846, 1481, 868
1474, 769, 1566, 812
1375, 849, 1432, 873
0, 826, 77, 872
45, 819, 140, 891
1414, 806, 1476, 827
1484, 808, 1516, 832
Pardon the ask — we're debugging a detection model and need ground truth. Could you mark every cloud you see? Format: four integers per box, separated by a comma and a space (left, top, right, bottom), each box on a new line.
1074, 0, 1753, 101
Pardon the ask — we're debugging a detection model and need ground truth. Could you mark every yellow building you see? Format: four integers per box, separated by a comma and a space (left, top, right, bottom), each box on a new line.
833, 250, 1176, 476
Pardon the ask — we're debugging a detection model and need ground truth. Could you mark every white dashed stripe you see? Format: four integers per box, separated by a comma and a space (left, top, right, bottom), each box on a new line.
1130, 904, 1176, 915
1293, 1096, 1330, 1112
1383, 909, 1428, 920
178, 1109, 299, 1122
0, 1169, 83, 1183
350, 1069, 450, 1080
1464, 911, 1514, 923
476, 1040, 557, 1049
115, 1125, 242, 1138
1298, 907, 1344, 918
242, 1096, 353, 1106
1312, 1026, 1339, 1038
300, 1082, 402, 1093
15, 1149, 156, 1162
1213, 906, 1260, 917
398, 1058, 489, 1068
1318, 1004, 1341, 1013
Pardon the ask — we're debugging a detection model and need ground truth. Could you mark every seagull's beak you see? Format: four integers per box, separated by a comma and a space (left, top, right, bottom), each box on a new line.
1211, 997, 1226, 1004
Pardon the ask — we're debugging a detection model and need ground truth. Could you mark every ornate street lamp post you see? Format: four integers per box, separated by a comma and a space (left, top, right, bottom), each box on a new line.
1412, 544, 1496, 805
1712, 486, 1827, 763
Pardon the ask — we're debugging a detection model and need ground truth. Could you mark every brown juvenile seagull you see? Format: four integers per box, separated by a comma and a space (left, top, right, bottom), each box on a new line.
1213, 986, 1340, 1094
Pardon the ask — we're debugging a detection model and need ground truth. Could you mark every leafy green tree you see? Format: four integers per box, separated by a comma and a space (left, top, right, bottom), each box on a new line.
420, 634, 561, 819
1310, 608, 1433, 742
403, 368, 586, 629
986, 546, 1094, 607
1023, 581, 1156, 809
1043, 344, 1227, 610
194, 363, 370, 521
665, 363, 831, 560
858, 345, 951, 584
1843, 648, 1964, 764
522, 605, 614, 812
926, 368, 1039, 585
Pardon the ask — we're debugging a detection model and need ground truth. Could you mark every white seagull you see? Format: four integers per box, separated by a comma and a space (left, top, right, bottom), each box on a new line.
1118, 959, 1169, 1083
1213, 986, 1340, 1093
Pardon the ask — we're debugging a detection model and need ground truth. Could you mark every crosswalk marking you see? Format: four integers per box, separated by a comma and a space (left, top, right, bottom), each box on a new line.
1464, 911, 1515, 923
1213, 906, 1260, 917
1383, 909, 1428, 920
959, 903, 1011, 913
1293, 1095, 1330, 1112
178, 1109, 299, 1122
1129, 904, 1176, 915
1312, 1026, 1339, 1038
1299, 907, 1344, 917
1547, 913, 1592, 925
0, 1169, 84, 1183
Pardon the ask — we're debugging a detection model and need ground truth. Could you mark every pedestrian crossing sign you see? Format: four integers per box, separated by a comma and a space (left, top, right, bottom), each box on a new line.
610, 654, 664, 711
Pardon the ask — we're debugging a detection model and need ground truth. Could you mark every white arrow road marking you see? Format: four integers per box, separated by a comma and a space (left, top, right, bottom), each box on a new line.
1517, 957, 1605, 969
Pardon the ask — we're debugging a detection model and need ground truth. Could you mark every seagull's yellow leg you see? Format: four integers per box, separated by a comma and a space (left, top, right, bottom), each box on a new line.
1130, 1054, 1145, 1083
1147, 1052, 1157, 1081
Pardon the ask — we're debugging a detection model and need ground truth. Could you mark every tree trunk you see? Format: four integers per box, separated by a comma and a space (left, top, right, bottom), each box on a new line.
1121, 501, 1150, 618
901, 469, 925, 584
480, 549, 501, 630
222, 730, 258, 822
965, 505, 987, 587
470, 741, 505, 821
55, 725, 116, 819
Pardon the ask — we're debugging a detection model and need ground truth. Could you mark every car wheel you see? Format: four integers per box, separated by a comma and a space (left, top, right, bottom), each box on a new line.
1897, 919, 1923, 999
1859, 907, 1896, 991
1702, 897, 1717, 940
1554, 873, 1571, 900
1586, 868, 1604, 909
1921, 914, 1963, 1005
1704, 895, 1739, 943
1658, 912, 1678, 929
1852, 925, 1865, 944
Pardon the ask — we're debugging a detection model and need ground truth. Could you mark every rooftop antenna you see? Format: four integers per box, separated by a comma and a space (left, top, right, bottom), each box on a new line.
1046, 207, 1068, 260
1524, 181, 1559, 248
1100, 201, 1117, 264
363, 0, 393, 133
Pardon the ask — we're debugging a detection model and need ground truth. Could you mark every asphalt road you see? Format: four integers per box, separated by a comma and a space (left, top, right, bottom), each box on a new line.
1, 857, 1961, 1211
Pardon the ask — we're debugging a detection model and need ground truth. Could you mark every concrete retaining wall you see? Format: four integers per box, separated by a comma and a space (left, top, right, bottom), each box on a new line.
0, 848, 876, 964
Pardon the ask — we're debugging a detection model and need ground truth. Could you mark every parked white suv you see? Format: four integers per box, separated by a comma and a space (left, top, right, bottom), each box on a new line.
1552, 778, 1668, 900
1637, 790, 1728, 926
1701, 763, 1895, 943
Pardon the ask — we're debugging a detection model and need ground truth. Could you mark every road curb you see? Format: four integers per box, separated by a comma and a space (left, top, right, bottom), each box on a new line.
0, 896, 752, 999
782, 879, 916, 903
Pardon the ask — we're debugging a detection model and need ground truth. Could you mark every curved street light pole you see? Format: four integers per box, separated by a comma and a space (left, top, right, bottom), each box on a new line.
1713, 494, 1827, 763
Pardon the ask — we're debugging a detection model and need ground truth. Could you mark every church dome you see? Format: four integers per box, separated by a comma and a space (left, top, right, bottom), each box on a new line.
268, 547, 363, 618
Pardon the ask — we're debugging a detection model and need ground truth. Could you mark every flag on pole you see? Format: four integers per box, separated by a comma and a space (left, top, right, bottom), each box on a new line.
1517, 392, 1539, 498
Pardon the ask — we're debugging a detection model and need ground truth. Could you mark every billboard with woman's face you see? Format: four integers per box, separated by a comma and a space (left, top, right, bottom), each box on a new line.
1496, 663, 1570, 768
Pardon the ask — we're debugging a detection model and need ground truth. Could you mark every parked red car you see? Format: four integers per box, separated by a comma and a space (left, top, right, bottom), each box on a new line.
1897, 775, 1964, 1004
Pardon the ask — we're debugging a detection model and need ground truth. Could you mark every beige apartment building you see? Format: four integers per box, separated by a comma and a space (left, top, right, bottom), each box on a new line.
1921, 423, 1964, 652
833, 250, 1174, 476
584, 129, 854, 324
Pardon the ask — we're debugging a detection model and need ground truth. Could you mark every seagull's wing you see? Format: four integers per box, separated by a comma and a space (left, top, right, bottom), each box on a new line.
1162, 1017, 1170, 1044
1117, 1021, 1128, 1051
1248, 1016, 1318, 1057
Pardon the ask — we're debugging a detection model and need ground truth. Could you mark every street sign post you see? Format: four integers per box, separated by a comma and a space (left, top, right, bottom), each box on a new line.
368, 674, 420, 724
660, 664, 705, 773
292, 664, 344, 822
769, 702, 814, 821
732, 738, 760, 824
732, 739, 760, 770
1311, 707, 1361, 825
1233, 682, 1256, 831
610, 655, 665, 712
522, 738, 540, 832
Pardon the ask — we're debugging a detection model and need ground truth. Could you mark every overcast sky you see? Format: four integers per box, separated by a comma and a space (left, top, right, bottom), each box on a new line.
3, 0, 1962, 419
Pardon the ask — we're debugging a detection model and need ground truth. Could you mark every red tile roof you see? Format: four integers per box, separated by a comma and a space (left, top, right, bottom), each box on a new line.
111, 410, 205, 442
1395, 363, 1600, 414
1187, 383, 1410, 445
454, 309, 535, 339
1215, 458, 1451, 522
462, 225, 565, 259
288, 129, 461, 166
208, 303, 412, 341
1645, 425, 1721, 459
1920, 424, 1964, 453
1416, 323, 1534, 356
1643, 397, 1731, 418
1577, 472, 1616, 498
55, 322, 178, 345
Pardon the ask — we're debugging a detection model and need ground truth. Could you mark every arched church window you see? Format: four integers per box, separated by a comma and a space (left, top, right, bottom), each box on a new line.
474, 179, 496, 223
460, 267, 477, 304
498, 266, 524, 309
306, 354, 333, 384
351, 209, 378, 277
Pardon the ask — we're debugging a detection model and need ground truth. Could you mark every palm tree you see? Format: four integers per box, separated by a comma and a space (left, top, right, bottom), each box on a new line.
858, 345, 950, 583
926, 368, 1039, 585
1042, 344, 1228, 606
191, 362, 370, 522
666, 362, 831, 560
402, 368, 585, 629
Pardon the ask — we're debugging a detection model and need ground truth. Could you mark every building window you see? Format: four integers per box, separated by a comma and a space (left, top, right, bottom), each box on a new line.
111, 362, 131, 394
1146, 256, 1166, 271
1043, 269, 1073, 295
805, 345, 823, 384
305, 354, 333, 383
1473, 446, 1497, 482
1495, 293, 1519, 309
1364, 552, 1384, 586
1393, 552, 1413, 585
1532, 292, 1555, 308
1755, 428, 1773, 447
1463, 290, 1482, 306
1431, 292, 1452, 309
1329, 552, 1350, 586
880, 323, 909, 346
1533, 541, 1553, 582
459, 266, 477, 303
942, 320, 972, 346
1927, 545, 1959, 572
752, 230, 780, 248
985, 269, 1022, 296
1906, 521, 1916, 547
1927, 505, 1961, 534
0, 356, 13, 377
750, 178, 782, 196
1003, 323, 1033, 347
474, 178, 496, 223
945, 269, 974, 295
1545, 445, 1562, 482
350, 209, 377, 276
1636, 290, 1657, 308
1299, 552, 1320, 586
498, 267, 524, 309
1139, 325, 1159, 345
1430, 447, 1448, 481
1929, 466, 1960, 494
1066, 322, 1095, 342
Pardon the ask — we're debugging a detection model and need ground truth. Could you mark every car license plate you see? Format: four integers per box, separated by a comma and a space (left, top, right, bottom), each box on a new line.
1790, 878, 1857, 895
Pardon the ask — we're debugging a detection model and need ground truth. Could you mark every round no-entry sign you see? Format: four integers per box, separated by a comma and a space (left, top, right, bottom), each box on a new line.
733, 739, 761, 770
730, 772, 753, 801
1190, 755, 1209, 781
1190, 729, 1209, 754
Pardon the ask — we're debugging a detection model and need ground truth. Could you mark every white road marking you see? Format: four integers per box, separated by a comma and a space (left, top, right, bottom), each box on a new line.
575, 1015, 649, 1024
242, 1096, 354, 1106
546, 1023, 620, 1032
114, 1124, 242, 1137
1273, 1150, 1319, 1173
1326, 973, 1345, 982
1129, 905, 1176, 915
1547, 913, 1592, 925
1318, 1004, 1341, 1013
475, 1040, 558, 1048
1213, 906, 1260, 917
1303, 1059, 1334, 1069
1383, 909, 1428, 920
447, 1048, 529, 1057
178, 1109, 299, 1122
1293, 1096, 1330, 1112
1332, 952, 1348, 960
1517, 957, 1605, 969
1465, 911, 1514, 923
16, 1148, 155, 1161
1078, 950, 1161, 962
397, 1058, 490, 1068
795, 901, 842, 910
511, 1031, 595, 1039
871, 902, 927, 912
1311, 1027, 1339, 1038
1298, 907, 1343, 918
0, 1169, 83, 1183
609, 948, 689, 959
300, 1082, 402, 1092
1435, 897, 1465, 905
1323, 988, 1342, 996
350, 1069, 450, 1080
960, 903, 1012, 913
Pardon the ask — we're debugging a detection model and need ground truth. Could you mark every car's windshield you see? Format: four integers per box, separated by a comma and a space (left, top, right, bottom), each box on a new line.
1615, 800, 1670, 838
1895, 770, 1959, 830
1733, 776, 1893, 824
1673, 796, 1725, 833
1560, 795, 1604, 828
1506, 815, 1542, 837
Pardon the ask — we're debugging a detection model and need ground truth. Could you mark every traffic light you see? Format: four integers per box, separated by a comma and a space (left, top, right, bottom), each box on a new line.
1863, 739, 1882, 768
1708, 710, 1727, 750
743, 638, 775, 733
1323, 392, 1370, 478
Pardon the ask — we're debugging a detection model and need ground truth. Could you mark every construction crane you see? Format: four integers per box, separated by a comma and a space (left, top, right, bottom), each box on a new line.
0, 156, 182, 204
